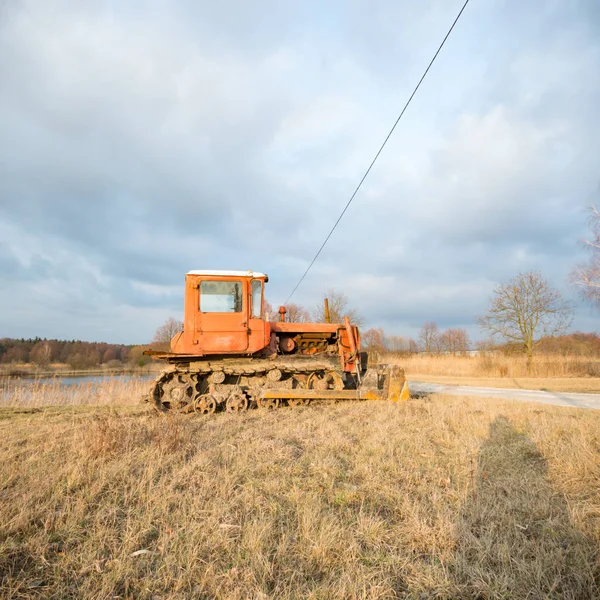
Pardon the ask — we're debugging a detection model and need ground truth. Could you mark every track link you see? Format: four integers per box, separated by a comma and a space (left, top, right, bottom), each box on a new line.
149, 359, 347, 414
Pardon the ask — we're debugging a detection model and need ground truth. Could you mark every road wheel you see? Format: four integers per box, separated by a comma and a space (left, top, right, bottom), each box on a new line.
194, 394, 217, 415
226, 392, 248, 413
257, 397, 280, 410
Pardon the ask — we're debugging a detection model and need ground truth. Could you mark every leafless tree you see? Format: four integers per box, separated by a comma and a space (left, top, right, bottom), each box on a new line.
152, 317, 184, 350
361, 328, 417, 354
361, 328, 385, 352
264, 300, 275, 321
284, 303, 311, 323
312, 289, 364, 326
476, 271, 573, 372
439, 328, 471, 355
571, 206, 600, 304
418, 321, 439, 354
263, 301, 310, 322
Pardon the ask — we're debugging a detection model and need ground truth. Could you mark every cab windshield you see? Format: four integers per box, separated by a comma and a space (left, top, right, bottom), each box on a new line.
200, 280, 243, 313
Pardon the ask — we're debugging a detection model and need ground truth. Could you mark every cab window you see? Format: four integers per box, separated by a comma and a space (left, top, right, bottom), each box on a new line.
200, 280, 243, 313
251, 279, 262, 318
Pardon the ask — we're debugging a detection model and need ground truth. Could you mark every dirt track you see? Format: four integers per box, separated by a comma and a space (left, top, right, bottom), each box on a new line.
410, 381, 600, 410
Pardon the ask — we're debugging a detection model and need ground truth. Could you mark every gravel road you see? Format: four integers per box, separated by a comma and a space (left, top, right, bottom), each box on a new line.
410, 381, 600, 410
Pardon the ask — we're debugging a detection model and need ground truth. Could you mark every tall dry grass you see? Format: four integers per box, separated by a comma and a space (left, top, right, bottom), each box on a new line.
0, 376, 151, 408
400, 353, 600, 379
1, 392, 598, 598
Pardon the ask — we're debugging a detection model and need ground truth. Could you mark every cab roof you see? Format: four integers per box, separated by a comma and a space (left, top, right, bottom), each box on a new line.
187, 270, 268, 279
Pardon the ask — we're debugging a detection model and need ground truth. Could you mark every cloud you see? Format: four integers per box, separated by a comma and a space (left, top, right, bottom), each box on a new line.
0, 0, 599, 343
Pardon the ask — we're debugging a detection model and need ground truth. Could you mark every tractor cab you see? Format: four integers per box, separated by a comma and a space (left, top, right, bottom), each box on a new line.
170, 270, 270, 356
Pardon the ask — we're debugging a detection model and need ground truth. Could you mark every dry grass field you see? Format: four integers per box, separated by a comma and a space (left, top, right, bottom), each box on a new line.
0, 378, 599, 599
400, 354, 600, 392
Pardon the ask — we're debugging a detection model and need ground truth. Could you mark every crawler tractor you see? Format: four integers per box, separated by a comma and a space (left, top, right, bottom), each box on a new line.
145, 270, 409, 414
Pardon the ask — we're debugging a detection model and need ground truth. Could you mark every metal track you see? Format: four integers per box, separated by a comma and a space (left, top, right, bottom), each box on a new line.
146, 360, 409, 414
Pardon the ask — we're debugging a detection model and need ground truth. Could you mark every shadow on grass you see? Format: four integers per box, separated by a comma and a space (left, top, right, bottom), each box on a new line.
452, 416, 599, 598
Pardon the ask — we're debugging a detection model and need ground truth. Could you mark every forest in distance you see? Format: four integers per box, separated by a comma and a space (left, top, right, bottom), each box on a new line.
0, 337, 152, 371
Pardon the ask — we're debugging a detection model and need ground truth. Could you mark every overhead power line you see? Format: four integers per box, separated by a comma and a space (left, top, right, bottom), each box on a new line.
285, 0, 471, 305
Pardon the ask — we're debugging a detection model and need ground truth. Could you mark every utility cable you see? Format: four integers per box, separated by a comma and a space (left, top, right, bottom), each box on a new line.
284, 0, 471, 304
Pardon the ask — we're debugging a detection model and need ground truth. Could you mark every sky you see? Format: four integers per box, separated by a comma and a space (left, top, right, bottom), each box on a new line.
1, 0, 599, 345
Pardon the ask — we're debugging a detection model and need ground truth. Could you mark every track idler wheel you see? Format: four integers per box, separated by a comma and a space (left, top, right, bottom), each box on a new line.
226, 391, 248, 413
194, 394, 217, 415
257, 397, 280, 410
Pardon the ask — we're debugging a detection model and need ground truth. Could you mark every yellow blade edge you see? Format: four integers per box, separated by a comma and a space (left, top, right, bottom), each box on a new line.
398, 380, 410, 402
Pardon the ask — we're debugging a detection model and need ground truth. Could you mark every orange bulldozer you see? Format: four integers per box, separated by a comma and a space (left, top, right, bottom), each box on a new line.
145, 270, 409, 414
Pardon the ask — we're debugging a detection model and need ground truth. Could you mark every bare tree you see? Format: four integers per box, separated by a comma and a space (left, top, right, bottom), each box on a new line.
312, 289, 364, 326
418, 321, 439, 354
264, 300, 275, 321
284, 303, 311, 323
475, 338, 497, 353
438, 328, 471, 355
386, 335, 412, 353
362, 328, 386, 352
361, 329, 417, 355
152, 317, 184, 350
263, 301, 310, 322
476, 271, 573, 372
571, 206, 600, 304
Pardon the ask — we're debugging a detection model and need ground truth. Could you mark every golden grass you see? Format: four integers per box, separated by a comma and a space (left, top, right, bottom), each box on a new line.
1, 389, 599, 598
399, 353, 600, 390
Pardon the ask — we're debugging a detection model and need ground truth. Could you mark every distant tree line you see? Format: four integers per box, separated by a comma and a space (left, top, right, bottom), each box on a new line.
417, 322, 472, 355
494, 332, 600, 358
0, 338, 152, 369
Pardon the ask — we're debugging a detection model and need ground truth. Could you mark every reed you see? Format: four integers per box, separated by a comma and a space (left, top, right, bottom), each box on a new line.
399, 353, 600, 378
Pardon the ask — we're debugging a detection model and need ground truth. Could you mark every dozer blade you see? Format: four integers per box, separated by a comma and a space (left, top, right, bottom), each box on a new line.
382, 363, 411, 402
359, 363, 410, 402
260, 364, 410, 403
